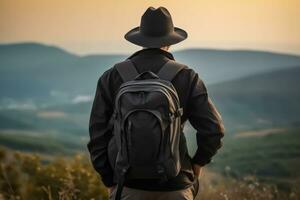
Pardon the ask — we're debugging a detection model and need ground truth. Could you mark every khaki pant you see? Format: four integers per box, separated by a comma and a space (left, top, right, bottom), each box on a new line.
109, 179, 200, 200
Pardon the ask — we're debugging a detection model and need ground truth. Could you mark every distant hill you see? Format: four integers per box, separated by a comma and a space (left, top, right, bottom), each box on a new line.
208, 66, 300, 132
0, 43, 125, 104
1, 43, 300, 134
1, 43, 300, 191
1, 64, 299, 154
1, 42, 300, 107
212, 127, 300, 189
184, 66, 300, 156
185, 66, 300, 189
174, 49, 300, 84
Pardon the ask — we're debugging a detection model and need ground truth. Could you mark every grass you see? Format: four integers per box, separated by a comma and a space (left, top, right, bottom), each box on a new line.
0, 147, 299, 200
0, 147, 108, 200
210, 128, 300, 191
1, 126, 300, 198
0, 130, 85, 155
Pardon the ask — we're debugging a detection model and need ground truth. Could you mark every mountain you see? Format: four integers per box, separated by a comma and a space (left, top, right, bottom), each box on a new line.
1, 42, 300, 107
1, 43, 300, 191
185, 66, 300, 154
208, 66, 300, 133
174, 49, 300, 84
184, 67, 300, 181
1, 42, 300, 134
4, 64, 296, 138
0, 43, 125, 105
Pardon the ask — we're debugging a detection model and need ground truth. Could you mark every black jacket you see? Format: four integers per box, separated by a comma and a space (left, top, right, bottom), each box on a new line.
88, 48, 225, 190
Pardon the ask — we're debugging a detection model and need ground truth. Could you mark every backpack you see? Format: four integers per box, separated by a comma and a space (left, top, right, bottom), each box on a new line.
110, 59, 186, 200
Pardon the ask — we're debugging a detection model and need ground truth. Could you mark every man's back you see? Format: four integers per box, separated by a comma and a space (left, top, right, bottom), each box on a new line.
88, 47, 224, 188
100, 48, 200, 119
88, 6, 224, 200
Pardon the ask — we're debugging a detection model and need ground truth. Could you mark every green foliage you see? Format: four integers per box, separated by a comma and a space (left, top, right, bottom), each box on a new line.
197, 170, 300, 200
0, 147, 108, 200
0, 131, 84, 155
211, 128, 300, 190
0, 147, 299, 200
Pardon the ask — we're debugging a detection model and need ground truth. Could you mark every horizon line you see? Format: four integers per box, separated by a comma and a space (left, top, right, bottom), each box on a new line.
1, 41, 300, 57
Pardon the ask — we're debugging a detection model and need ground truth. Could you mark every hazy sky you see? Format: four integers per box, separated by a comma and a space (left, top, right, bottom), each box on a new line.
1, 0, 299, 55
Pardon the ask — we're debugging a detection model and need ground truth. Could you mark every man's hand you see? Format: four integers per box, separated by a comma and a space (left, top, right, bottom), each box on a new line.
193, 164, 203, 178
107, 186, 116, 195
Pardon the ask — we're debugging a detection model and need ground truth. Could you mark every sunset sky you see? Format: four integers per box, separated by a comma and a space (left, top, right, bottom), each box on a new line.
1, 0, 299, 55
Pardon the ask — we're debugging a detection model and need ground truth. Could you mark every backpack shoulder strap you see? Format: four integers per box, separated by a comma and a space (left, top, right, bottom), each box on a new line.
114, 59, 139, 82
157, 60, 187, 81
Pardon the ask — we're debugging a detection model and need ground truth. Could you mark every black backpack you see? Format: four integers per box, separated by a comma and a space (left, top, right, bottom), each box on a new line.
110, 59, 186, 200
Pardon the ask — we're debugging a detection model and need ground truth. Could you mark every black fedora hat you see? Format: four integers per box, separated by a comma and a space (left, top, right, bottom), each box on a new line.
125, 7, 188, 48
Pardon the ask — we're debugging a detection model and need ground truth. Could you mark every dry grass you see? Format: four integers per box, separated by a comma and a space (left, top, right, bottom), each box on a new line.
0, 147, 299, 200
196, 169, 300, 200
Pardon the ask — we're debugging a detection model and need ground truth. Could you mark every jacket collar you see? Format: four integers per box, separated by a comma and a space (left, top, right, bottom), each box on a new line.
127, 48, 175, 60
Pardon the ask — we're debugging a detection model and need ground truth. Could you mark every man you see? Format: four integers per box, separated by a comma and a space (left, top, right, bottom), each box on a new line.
88, 6, 225, 200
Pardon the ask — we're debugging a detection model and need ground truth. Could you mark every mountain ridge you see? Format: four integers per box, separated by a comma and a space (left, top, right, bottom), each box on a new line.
2, 42, 300, 57
1, 42, 300, 106
208, 66, 300, 132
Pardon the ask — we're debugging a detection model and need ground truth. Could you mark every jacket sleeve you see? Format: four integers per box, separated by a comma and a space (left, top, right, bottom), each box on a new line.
187, 72, 225, 166
87, 72, 115, 187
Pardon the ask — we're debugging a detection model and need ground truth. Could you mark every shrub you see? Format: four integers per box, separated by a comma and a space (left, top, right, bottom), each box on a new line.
0, 147, 299, 200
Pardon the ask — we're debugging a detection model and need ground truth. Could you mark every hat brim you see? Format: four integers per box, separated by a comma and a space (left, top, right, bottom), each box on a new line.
124, 27, 188, 48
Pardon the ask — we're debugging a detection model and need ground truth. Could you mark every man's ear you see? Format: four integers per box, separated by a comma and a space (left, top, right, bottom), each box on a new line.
161, 46, 170, 51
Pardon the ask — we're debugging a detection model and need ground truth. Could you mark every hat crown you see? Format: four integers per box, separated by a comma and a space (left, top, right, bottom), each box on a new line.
140, 7, 174, 37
